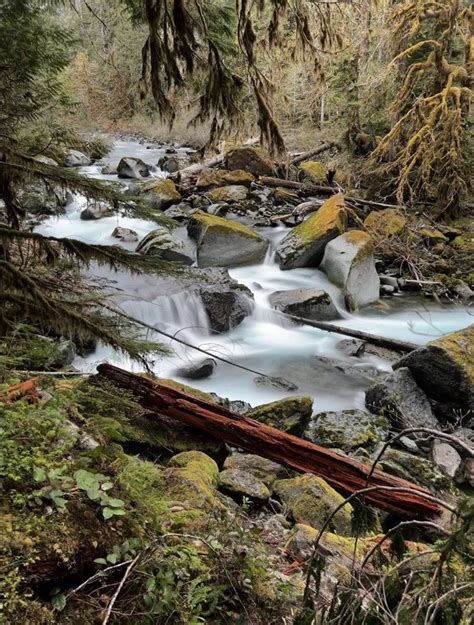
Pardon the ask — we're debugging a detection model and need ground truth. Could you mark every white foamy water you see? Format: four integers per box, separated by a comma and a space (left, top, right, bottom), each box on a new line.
36, 140, 473, 410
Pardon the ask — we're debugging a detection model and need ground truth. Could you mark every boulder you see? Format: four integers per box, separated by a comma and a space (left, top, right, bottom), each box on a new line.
393, 325, 473, 416
198, 286, 253, 332
305, 409, 389, 452
364, 209, 406, 236
18, 182, 71, 215
273, 474, 353, 535
111, 227, 139, 242
138, 178, 181, 209
225, 146, 275, 176
246, 396, 313, 437
376, 448, 455, 493
80, 201, 114, 220
298, 160, 328, 183
135, 227, 193, 265
187, 210, 269, 267
430, 441, 462, 479
223, 452, 284, 487
157, 154, 190, 173
205, 185, 249, 203
365, 367, 440, 431
458, 458, 474, 487
176, 358, 216, 380
321, 230, 380, 311
196, 169, 254, 189
218, 468, 271, 503
117, 157, 151, 178
64, 149, 91, 167
276, 193, 347, 270
269, 288, 340, 321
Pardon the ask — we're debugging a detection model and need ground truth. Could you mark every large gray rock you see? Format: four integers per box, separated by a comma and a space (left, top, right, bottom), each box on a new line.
136, 178, 181, 209
187, 210, 268, 267
246, 396, 313, 436
136, 228, 194, 265
276, 194, 347, 269
365, 367, 440, 431
306, 409, 389, 452
321, 231, 380, 311
198, 284, 254, 332
18, 182, 71, 215
64, 149, 91, 167
117, 157, 151, 178
176, 358, 216, 380
223, 452, 284, 487
112, 227, 138, 242
269, 288, 340, 321
393, 325, 474, 416
225, 146, 275, 177
430, 441, 462, 478
80, 201, 114, 220
218, 468, 271, 503
205, 185, 249, 203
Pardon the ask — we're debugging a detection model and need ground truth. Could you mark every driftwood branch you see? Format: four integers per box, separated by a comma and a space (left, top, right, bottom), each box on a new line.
97, 364, 441, 519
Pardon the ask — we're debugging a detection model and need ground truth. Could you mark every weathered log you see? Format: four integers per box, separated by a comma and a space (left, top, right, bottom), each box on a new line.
1, 378, 39, 404
97, 364, 441, 519
285, 142, 336, 167
259, 176, 337, 196
276, 312, 418, 353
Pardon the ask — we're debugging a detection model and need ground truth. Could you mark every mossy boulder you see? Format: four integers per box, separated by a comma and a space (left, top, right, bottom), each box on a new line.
139, 178, 181, 209
419, 226, 449, 243
306, 409, 389, 452
246, 396, 313, 436
223, 452, 284, 487
377, 449, 456, 493
321, 230, 380, 311
393, 325, 474, 416
205, 184, 249, 203
117, 156, 150, 178
218, 468, 271, 503
225, 146, 275, 176
276, 193, 347, 270
269, 288, 340, 321
196, 168, 254, 188
135, 227, 193, 264
274, 474, 353, 535
285, 524, 364, 561
364, 209, 406, 236
298, 160, 328, 183
187, 210, 268, 267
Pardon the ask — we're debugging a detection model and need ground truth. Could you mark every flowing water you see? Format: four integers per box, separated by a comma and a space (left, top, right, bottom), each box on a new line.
36, 140, 473, 411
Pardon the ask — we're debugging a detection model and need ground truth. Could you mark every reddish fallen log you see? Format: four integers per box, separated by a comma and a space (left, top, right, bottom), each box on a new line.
97, 364, 441, 519
1, 378, 39, 404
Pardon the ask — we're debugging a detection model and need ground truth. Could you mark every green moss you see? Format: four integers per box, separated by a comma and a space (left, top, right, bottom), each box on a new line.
380, 449, 457, 493
343, 230, 374, 263
274, 474, 353, 535
247, 396, 313, 436
190, 210, 264, 241
298, 160, 329, 182
286, 193, 347, 245
168, 451, 219, 484
364, 209, 406, 236
430, 324, 473, 384
138, 178, 181, 199
197, 168, 254, 188
310, 409, 388, 451
157, 377, 217, 403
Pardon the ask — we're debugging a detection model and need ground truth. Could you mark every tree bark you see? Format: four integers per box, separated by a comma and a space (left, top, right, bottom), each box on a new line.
285, 141, 335, 167
97, 364, 441, 519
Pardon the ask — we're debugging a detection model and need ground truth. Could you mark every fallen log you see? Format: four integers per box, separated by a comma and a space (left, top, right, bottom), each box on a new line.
259, 176, 337, 196
276, 312, 418, 353
97, 363, 441, 519
284, 142, 336, 167
1, 378, 39, 404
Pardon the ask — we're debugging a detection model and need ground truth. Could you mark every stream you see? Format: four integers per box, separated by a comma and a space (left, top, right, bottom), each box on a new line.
37, 140, 472, 411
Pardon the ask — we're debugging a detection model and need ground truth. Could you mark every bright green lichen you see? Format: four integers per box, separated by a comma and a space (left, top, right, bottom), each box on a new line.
190, 210, 264, 241
286, 193, 347, 245
247, 396, 313, 436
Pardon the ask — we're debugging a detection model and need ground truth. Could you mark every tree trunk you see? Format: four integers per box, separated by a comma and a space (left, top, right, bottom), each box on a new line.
97, 364, 441, 519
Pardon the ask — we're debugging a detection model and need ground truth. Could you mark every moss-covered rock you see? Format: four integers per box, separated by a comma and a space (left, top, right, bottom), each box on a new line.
223, 452, 284, 487
225, 146, 275, 176
273, 474, 353, 535
196, 168, 254, 188
298, 160, 328, 183
364, 209, 406, 236
140, 178, 181, 209
205, 184, 249, 203
321, 230, 380, 311
247, 396, 313, 436
187, 210, 269, 267
218, 468, 271, 503
276, 193, 347, 269
269, 288, 340, 321
306, 409, 389, 451
419, 226, 449, 243
285, 524, 364, 561
377, 448, 456, 493
135, 227, 193, 264
394, 325, 473, 415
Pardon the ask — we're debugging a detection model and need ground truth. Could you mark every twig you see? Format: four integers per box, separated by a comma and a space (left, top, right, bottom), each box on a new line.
65, 560, 133, 600
102, 555, 140, 625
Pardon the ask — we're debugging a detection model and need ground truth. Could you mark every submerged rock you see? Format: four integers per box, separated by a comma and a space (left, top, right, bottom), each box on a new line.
276, 193, 347, 270
80, 201, 114, 220
247, 396, 313, 436
176, 357, 216, 380
136, 227, 193, 265
269, 288, 340, 321
225, 146, 275, 177
218, 468, 271, 503
187, 210, 269, 267
274, 474, 353, 534
393, 325, 473, 416
306, 409, 389, 452
321, 230, 380, 311
117, 156, 150, 178
365, 367, 439, 431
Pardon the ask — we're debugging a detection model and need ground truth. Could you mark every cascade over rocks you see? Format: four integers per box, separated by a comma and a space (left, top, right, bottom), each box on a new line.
136, 227, 194, 265
80, 201, 114, 220
393, 325, 474, 416
187, 210, 269, 267
269, 288, 340, 321
117, 156, 151, 178
365, 367, 440, 431
321, 230, 380, 311
276, 193, 347, 269
225, 146, 275, 176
